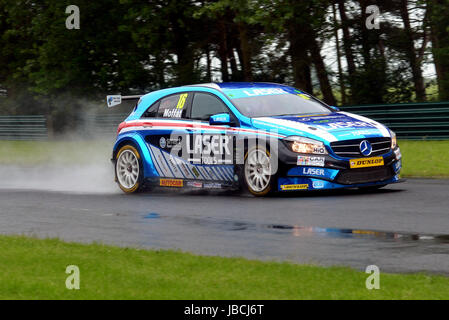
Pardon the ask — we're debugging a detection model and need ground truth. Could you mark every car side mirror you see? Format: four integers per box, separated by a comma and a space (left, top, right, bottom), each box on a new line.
209, 113, 231, 125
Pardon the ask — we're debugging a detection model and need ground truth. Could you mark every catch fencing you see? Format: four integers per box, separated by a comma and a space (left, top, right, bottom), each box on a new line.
340, 101, 449, 140
1, 101, 449, 140
0, 115, 48, 140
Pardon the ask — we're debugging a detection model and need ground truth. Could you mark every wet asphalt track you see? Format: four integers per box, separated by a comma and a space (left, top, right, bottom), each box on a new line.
1, 178, 449, 275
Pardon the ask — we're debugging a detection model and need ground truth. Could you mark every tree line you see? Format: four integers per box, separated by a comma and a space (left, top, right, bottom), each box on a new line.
0, 0, 448, 131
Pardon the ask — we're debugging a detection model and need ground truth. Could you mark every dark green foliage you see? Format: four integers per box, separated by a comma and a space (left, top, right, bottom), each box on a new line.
0, 0, 447, 133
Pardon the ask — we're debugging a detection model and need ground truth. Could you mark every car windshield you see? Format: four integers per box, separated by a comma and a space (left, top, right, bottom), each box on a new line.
229, 92, 333, 118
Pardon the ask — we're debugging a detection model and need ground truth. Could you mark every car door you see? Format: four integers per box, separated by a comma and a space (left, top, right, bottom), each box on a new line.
141, 92, 198, 180
185, 92, 238, 183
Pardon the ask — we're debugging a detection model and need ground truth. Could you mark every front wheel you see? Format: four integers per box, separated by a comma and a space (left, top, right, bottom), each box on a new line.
115, 145, 143, 193
243, 147, 275, 196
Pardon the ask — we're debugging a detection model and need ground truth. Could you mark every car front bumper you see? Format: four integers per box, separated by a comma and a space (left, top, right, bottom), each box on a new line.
276, 145, 403, 192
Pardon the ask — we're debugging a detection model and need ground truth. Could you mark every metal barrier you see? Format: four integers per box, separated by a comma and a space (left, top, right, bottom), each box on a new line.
83, 113, 129, 137
2, 101, 449, 141
0, 115, 48, 140
340, 101, 449, 140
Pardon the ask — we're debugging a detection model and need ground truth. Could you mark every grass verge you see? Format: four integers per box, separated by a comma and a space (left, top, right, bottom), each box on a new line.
0, 235, 448, 300
0, 140, 112, 165
399, 140, 449, 178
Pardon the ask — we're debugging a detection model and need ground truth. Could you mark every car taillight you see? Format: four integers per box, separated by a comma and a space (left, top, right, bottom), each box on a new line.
117, 122, 127, 135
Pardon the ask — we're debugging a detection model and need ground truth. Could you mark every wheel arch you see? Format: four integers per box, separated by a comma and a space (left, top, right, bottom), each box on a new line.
113, 133, 159, 179
113, 136, 140, 160
235, 135, 279, 165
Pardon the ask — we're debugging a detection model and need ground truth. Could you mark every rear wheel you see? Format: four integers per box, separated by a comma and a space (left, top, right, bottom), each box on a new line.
115, 145, 143, 193
243, 147, 275, 196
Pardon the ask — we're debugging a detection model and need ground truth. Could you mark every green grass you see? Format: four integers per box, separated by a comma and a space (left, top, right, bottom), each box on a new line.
399, 140, 449, 178
0, 140, 112, 165
1, 140, 448, 177
0, 235, 448, 300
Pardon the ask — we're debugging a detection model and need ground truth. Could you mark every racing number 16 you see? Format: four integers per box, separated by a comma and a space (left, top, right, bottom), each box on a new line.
176, 94, 188, 109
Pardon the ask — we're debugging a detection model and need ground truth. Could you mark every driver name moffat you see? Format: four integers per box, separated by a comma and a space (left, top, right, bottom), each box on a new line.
164, 108, 183, 118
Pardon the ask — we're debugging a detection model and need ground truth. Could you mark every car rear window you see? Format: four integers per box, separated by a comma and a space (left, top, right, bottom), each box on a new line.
157, 93, 189, 118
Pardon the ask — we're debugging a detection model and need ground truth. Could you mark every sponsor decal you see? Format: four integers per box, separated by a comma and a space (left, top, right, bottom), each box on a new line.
310, 146, 327, 155
294, 90, 311, 100
297, 93, 311, 100
159, 137, 167, 148
204, 183, 222, 189
280, 184, 309, 191
178, 161, 194, 179
187, 181, 203, 188
160, 179, 183, 187
316, 121, 376, 131
167, 155, 183, 178
213, 115, 229, 122
151, 146, 172, 177
160, 136, 182, 149
349, 157, 384, 169
338, 111, 391, 138
186, 134, 231, 165
197, 166, 211, 179
297, 115, 341, 121
201, 156, 220, 165
302, 167, 325, 176
191, 167, 200, 178
340, 129, 376, 137
224, 88, 288, 99
288, 167, 339, 180
294, 89, 311, 100
297, 156, 325, 167
107, 95, 121, 107
312, 180, 325, 189
243, 88, 287, 97
204, 166, 219, 180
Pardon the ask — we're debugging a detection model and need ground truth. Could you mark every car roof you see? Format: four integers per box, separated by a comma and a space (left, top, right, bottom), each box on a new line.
132, 82, 294, 119
185, 82, 292, 92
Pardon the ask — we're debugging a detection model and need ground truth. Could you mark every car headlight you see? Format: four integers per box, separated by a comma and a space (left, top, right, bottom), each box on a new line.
391, 131, 397, 149
284, 136, 328, 155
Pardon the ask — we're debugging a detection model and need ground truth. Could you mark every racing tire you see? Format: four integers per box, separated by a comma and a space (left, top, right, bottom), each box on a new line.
115, 145, 144, 194
243, 146, 276, 197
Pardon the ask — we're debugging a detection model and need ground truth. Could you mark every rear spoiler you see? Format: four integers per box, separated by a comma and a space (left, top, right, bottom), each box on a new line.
106, 95, 143, 108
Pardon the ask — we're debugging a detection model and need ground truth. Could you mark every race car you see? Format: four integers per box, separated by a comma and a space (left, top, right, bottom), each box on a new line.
107, 82, 402, 196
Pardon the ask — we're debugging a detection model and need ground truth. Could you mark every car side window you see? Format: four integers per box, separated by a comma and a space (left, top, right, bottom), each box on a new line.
142, 101, 160, 118
190, 93, 229, 121
157, 93, 189, 119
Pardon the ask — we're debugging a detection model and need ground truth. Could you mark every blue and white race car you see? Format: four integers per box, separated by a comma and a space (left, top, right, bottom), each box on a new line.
107, 82, 402, 196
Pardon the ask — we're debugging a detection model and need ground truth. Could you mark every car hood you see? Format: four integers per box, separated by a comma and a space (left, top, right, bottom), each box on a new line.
251, 112, 391, 143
